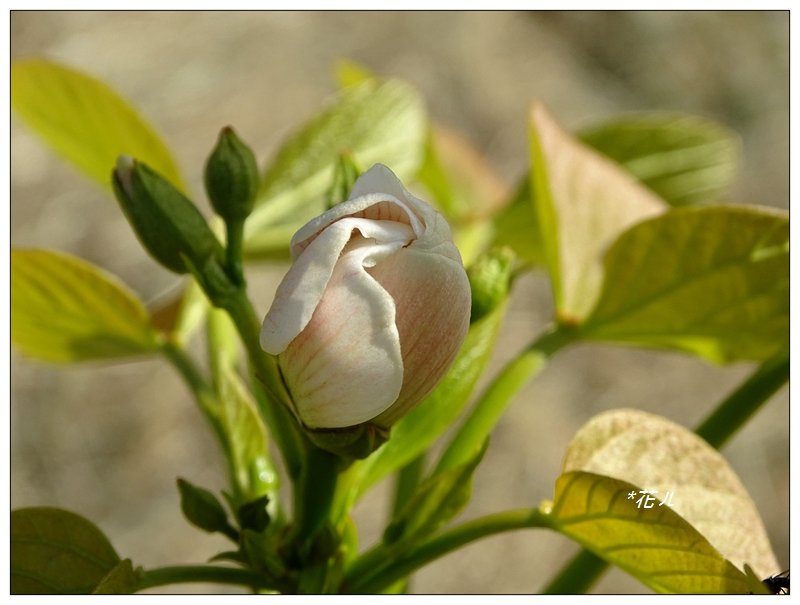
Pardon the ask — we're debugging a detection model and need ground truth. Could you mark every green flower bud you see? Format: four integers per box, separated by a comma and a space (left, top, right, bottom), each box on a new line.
112, 156, 224, 274
204, 126, 260, 222
467, 247, 515, 323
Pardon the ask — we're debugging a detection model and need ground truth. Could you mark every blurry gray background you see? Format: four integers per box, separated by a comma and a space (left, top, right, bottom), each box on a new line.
11, 11, 788, 594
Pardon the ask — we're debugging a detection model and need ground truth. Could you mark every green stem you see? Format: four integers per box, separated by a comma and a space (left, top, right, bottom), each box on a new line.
541, 350, 790, 594
391, 454, 426, 520
344, 508, 551, 594
541, 549, 608, 594
291, 445, 340, 546
435, 324, 574, 473
695, 349, 789, 449
223, 289, 306, 481
135, 564, 274, 592
225, 218, 246, 286
160, 339, 231, 467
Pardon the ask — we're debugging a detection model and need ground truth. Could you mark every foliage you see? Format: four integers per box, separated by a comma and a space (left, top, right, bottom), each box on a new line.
11, 58, 787, 595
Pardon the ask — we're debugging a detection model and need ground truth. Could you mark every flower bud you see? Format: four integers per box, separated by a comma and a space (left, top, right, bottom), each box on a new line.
204, 126, 260, 222
112, 156, 224, 274
260, 164, 471, 430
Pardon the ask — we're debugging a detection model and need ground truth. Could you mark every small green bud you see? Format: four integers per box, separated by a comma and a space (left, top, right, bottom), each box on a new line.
204, 126, 260, 222
305, 422, 389, 461
237, 495, 271, 533
467, 247, 515, 323
176, 478, 233, 535
325, 151, 361, 210
112, 156, 224, 274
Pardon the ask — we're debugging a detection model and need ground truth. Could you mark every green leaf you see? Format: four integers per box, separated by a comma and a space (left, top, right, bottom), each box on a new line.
149, 278, 210, 344
384, 440, 488, 547
92, 559, 139, 594
528, 103, 666, 322
560, 408, 780, 580
325, 151, 362, 210
177, 478, 232, 535
334, 59, 376, 88
580, 113, 740, 207
11, 507, 120, 594
491, 178, 545, 266
348, 299, 508, 503
547, 471, 754, 594
217, 364, 279, 504
11, 248, 160, 363
580, 205, 789, 363
11, 59, 184, 192
244, 78, 426, 257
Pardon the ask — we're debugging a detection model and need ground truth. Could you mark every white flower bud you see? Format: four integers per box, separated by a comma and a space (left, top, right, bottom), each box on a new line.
261, 164, 471, 429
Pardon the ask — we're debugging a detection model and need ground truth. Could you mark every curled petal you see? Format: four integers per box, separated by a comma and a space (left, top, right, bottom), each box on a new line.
279, 239, 404, 428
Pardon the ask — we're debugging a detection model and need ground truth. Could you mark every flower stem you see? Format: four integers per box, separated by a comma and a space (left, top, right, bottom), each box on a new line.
344, 508, 551, 593
225, 218, 246, 286
540, 349, 790, 594
135, 564, 274, 592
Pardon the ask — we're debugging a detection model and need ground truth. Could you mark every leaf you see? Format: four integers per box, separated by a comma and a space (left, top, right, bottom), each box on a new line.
177, 478, 232, 535
244, 78, 427, 257
149, 278, 210, 344
528, 103, 666, 322
92, 559, 139, 594
11, 59, 184, 191
417, 126, 511, 222
11, 507, 120, 594
547, 471, 755, 594
561, 408, 780, 579
11, 248, 160, 362
491, 178, 544, 266
580, 113, 740, 207
217, 364, 279, 503
580, 205, 789, 363
334, 59, 377, 88
384, 441, 488, 546
349, 299, 508, 502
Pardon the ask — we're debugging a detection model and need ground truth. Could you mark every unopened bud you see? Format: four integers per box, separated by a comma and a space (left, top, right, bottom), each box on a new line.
204, 127, 259, 223
112, 157, 224, 275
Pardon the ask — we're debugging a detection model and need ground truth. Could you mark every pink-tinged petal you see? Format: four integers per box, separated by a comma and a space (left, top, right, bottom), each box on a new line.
369, 247, 471, 427
279, 239, 404, 428
260, 217, 413, 354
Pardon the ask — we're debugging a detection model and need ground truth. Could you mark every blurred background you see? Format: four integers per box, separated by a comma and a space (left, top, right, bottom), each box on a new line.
11, 11, 789, 594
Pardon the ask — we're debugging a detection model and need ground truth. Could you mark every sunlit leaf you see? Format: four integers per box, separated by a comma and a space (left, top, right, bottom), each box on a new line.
11, 248, 159, 363
244, 78, 426, 257
561, 408, 779, 579
491, 178, 544, 266
547, 471, 756, 594
581, 113, 740, 207
149, 279, 209, 344
11, 59, 184, 191
528, 103, 666, 321
580, 205, 788, 363
334, 59, 377, 88
11, 507, 120, 594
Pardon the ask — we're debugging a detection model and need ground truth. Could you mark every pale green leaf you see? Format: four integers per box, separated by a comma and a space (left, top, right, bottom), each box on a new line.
528, 103, 666, 321
11, 59, 184, 191
334, 59, 377, 88
491, 178, 544, 266
11, 248, 159, 363
244, 78, 426, 257
92, 559, 138, 594
218, 364, 279, 504
11, 507, 120, 594
348, 299, 508, 503
547, 471, 755, 594
580, 113, 740, 207
561, 408, 780, 580
580, 205, 789, 363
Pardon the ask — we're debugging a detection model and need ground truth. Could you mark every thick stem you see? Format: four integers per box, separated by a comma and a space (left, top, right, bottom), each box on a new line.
540, 549, 607, 594
344, 508, 551, 594
135, 565, 274, 592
